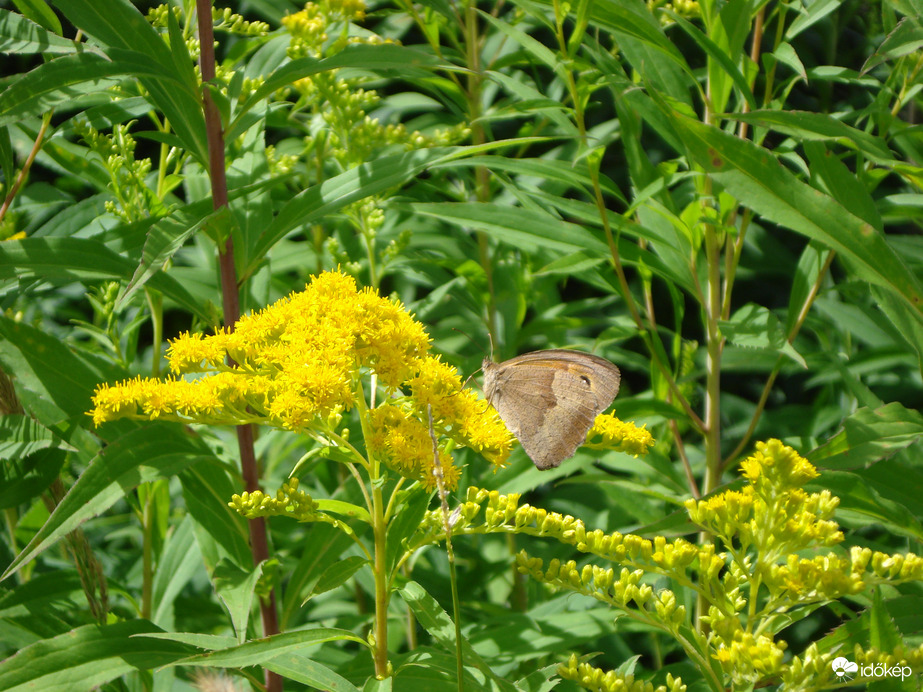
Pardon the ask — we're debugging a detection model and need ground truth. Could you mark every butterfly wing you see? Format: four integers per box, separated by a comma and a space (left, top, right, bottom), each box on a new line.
483, 351, 620, 469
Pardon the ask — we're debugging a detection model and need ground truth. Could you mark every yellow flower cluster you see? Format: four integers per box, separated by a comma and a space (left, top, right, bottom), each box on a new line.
516, 553, 688, 630
433, 442, 923, 691
407, 356, 513, 466
92, 270, 515, 489
92, 271, 428, 429
783, 642, 923, 688
282, 0, 368, 60
712, 630, 787, 685
584, 413, 655, 457
686, 439, 842, 555
229, 478, 355, 534
367, 403, 461, 491
411, 488, 716, 579
230, 478, 321, 521
558, 654, 686, 692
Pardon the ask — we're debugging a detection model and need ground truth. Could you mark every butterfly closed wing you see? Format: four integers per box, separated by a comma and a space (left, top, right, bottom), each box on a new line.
482, 349, 621, 469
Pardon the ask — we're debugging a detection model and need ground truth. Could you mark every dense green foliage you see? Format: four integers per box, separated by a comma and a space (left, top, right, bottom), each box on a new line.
1, 0, 923, 690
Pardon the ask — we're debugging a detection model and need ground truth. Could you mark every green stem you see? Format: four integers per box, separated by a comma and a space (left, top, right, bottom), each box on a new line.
371, 481, 391, 679
354, 379, 391, 679
141, 486, 153, 620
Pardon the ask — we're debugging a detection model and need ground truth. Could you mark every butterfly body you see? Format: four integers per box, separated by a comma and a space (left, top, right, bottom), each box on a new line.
482, 349, 621, 469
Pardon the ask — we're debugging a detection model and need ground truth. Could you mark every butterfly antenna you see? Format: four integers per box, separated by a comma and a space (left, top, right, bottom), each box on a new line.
449, 328, 487, 391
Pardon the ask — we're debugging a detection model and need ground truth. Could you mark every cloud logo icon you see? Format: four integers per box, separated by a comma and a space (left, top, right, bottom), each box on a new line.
832, 657, 858, 678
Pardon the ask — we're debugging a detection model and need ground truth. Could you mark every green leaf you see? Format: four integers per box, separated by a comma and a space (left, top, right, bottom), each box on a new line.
410, 202, 608, 254
10, 0, 62, 34
280, 523, 355, 630
151, 516, 202, 628
311, 556, 368, 598
0, 237, 208, 320
664, 109, 923, 318
180, 462, 254, 573
315, 499, 372, 524
872, 283, 923, 373
160, 628, 367, 668
265, 652, 363, 692
729, 110, 894, 163
213, 559, 264, 643
0, 315, 122, 422
667, 10, 756, 111
786, 242, 831, 335
818, 467, 923, 541
399, 581, 521, 692
0, 620, 195, 691
0, 415, 75, 509
52, 0, 208, 165
719, 303, 806, 368
250, 148, 460, 267
230, 44, 450, 140
864, 15, 923, 73
1, 424, 217, 581
0, 414, 78, 461
0, 53, 124, 125
0, 9, 72, 53
808, 402, 923, 468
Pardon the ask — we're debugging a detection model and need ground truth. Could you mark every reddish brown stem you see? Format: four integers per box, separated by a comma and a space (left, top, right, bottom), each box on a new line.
195, 3, 281, 690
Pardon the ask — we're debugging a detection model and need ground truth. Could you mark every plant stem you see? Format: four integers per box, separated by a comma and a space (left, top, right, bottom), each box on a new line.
371, 480, 391, 678
195, 3, 280, 690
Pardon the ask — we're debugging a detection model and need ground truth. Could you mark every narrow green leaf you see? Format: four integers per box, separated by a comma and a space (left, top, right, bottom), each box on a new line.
180, 462, 254, 572
478, 10, 563, 77
265, 652, 362, 692
163, 628, 367, 668
864, 15, 923, 73
0, 53, 124, 125
808, 402, 923, 468
786, 242, 831, 335
230, 44, 449, 139
0, 620, 194, 691
719, 303, 806, 368
0, 414, 78, 461
10, 0, 61, 33
1, 425, 217, 581
729, 110, 894, 163
869, 588, 904, 655
0, 237, 208, 320
399, 581, 521, 692
315, 498, 371, 523
52, 0, 208, 165
0, 9, 73, 53
664, 109, 923, 318
0, 316, 122, 422
213, 559, 264, 642
280, 523, 355, 630
872, 284, 923, 372
151, 516, 201, 628
410, 202, 608, 254
120, 204, 223, 310
584, 0, 693, 104
250, 148, 458, 266
667, 11, 756, 110
772, 42, 808, 83
820, 469, 923, 541
312, 556, 368, 598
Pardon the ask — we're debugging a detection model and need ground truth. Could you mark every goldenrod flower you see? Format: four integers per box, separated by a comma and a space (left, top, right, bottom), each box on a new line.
91, 270, 512, 491
584, 413, 655, 457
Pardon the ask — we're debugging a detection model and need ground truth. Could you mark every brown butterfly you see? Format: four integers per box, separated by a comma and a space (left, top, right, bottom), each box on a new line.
482, 349, 621, 469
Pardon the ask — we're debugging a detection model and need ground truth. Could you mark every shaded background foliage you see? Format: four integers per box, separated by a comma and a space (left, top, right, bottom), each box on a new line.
1, 0, 923, 689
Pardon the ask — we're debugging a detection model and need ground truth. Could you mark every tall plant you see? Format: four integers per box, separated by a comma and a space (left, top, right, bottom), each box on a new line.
1, 0, 923, 689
